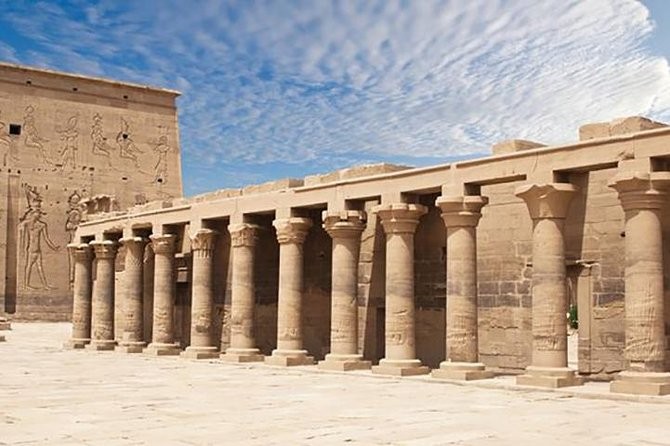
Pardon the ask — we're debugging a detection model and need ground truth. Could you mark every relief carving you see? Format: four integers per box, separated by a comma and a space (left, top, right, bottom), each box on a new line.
117, 118, 143, 166
153, 135, 171, 184
65, 191, 85, 287
23, 106, 50, 164
90, 113, 114, 164
0, 110, 18, 165
56, 115, 78, 170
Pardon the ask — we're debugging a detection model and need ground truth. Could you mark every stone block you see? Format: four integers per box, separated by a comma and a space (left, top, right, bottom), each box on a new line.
318, 358, 372, 371
372, 364, 431, 377
265, 354, 315, 367
516, 366, 584, 388
181, 347, 220, 360
144, 343, 181, 356
579, 122, 610, 141
303, 163, 410, 186
221, 352, 266, 363
85, 341, 116, 351
242, 178, 303, 195
63, 339, 89, 349
610, 371, 670, 396
491, 139, 546, 155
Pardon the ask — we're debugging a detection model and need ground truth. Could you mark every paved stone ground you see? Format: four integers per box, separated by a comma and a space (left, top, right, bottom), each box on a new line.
1, 323, 669, 446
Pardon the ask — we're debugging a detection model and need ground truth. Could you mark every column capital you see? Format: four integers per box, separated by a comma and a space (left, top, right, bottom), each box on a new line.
90, 240, 118, 259
119, 236, 148, 249
190, 228, 218, 252
515, 183, 577, 219
68, 243, 93, 262
273, 217, 312, 245
229, 223, 260, 247
372, 203, 427, 234
436, 195, 488, 227
149, 234, 177, 255
608, 171, 670, 211
322, 210, 366, 239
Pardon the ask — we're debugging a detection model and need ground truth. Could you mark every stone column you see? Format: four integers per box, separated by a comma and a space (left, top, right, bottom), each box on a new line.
183, 229, 219, 359
432, 196, 493, 381
116, 237, 148, 353
515, 183, 582, 388
144, 234, 180, 355
64, 243, 93, 349
318, 211, 371, 371
609, 171, 670, 395
223, 223, 264, 362
372, 203, 430, 376
86, 240, 118, 351
265, 217, 314, 366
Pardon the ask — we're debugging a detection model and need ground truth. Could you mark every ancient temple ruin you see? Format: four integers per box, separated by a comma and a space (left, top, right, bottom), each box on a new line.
63, 112, 670, 397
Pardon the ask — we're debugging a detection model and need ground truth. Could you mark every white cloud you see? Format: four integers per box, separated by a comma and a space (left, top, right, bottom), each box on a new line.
2, 0, 670, 191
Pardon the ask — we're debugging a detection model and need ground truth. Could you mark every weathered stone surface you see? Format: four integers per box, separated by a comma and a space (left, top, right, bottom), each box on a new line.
304, 163, 411, 186
579, 116, 667, 141
242, 178, 303, 195
491, 139, 546, 155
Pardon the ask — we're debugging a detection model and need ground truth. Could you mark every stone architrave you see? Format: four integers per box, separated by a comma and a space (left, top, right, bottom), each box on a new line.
116, 237, 148, 353
265, 217, 315, 366
515, 183, 583, 388
372, 203, 430, 376
144, 234, 180, 356
432, 195, 494, 381
318, 210, 372, 371
609, 171, 670, 395
182, 229, 220, 359
64, 243, 93, 349
86, 240, 118, 351
222, 223, 265, 363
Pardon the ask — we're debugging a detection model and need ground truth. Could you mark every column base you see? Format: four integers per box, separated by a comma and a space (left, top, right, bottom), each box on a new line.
0, 320, 11, 331
181, 346, 220, 360
0, 334, 5, 342
610, 371, 670, 396
432, 361, 494, 381
144, 343, 181, 356
85, 340, 116, 351
115, 342, 147, 354
372, 358, 430, 377
265, 349, 314, 367
63, 338, 90, 349
221, 348, 265, 363
318, 354, 372, 371
516, 366, 584, 388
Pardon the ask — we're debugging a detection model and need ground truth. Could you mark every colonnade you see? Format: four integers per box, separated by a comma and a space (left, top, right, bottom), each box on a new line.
66, 170, 670, 396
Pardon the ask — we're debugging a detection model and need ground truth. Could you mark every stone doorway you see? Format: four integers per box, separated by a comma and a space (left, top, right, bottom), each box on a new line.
567, 263, 594, 374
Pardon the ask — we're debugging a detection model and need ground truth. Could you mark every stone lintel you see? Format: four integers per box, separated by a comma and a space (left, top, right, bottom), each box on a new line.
273, 217, 312, 245
514, 183, 577, 219
372, 203, 427, 234
436, 195, 488, 227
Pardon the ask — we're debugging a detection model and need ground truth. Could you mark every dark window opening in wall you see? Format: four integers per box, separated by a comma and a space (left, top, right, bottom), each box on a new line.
9, 124, 21, 136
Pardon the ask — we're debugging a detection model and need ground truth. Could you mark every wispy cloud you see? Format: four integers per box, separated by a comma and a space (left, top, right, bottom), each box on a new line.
1, 0, 669, 194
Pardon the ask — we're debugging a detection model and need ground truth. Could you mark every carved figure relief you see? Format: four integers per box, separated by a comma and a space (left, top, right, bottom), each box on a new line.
0, 110, 17, 166
90, 113, 114, 164
56, 115, 79, 170
65, 191, 85, 287
116, 118, 143, 166
23, 106, 51, 164
153, 135, 171, 184
19, 184, 60, 290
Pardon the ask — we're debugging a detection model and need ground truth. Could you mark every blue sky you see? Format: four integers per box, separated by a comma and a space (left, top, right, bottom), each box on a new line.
1, 1, 670, 195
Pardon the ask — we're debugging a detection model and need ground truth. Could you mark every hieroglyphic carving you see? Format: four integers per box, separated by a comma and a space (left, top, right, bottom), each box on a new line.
65, 191, 85, 287
90, 113, 114, 164
153, 135, 171, 184
18, 184, 60, 290
0, 110, 18, 166
23, 106, 51, 164
56, 115, 78, 169
117, 118, 143, 166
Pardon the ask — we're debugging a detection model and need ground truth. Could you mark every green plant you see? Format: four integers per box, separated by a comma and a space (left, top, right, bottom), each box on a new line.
568, 304, 578, 330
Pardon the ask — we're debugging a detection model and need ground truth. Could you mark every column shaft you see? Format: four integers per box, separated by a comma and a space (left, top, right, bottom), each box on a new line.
318, 211, 371, 371
117, 237, 147, 353
372, 203, 430, 376
515, 183, 582, 388
609, 171, 670, 396
432, 196, 492, 381
223, 224, 264, 362
87, 240, 117, 351
183, 229, 219, 359
265, 217, 314, 366
145, 234, 180, 355
65, 243, 93, 349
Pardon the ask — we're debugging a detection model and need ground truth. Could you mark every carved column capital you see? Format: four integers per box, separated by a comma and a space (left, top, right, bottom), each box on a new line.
68, 243, 93, 262
273, 217, 312, 245
514, 183, 577, 219
436, 195, 488, 227
608, 171, 670, 211
90, 240, 118, 259
229, 224, 260, 248
149, 234, 177, 255
120, 237, 148, 268
372, 203, 427, 234
322, 210, 366, 239
190, 228, 218, 255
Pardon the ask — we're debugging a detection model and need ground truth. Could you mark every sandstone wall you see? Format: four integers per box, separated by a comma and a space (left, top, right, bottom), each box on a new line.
0, 64, 183, 321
